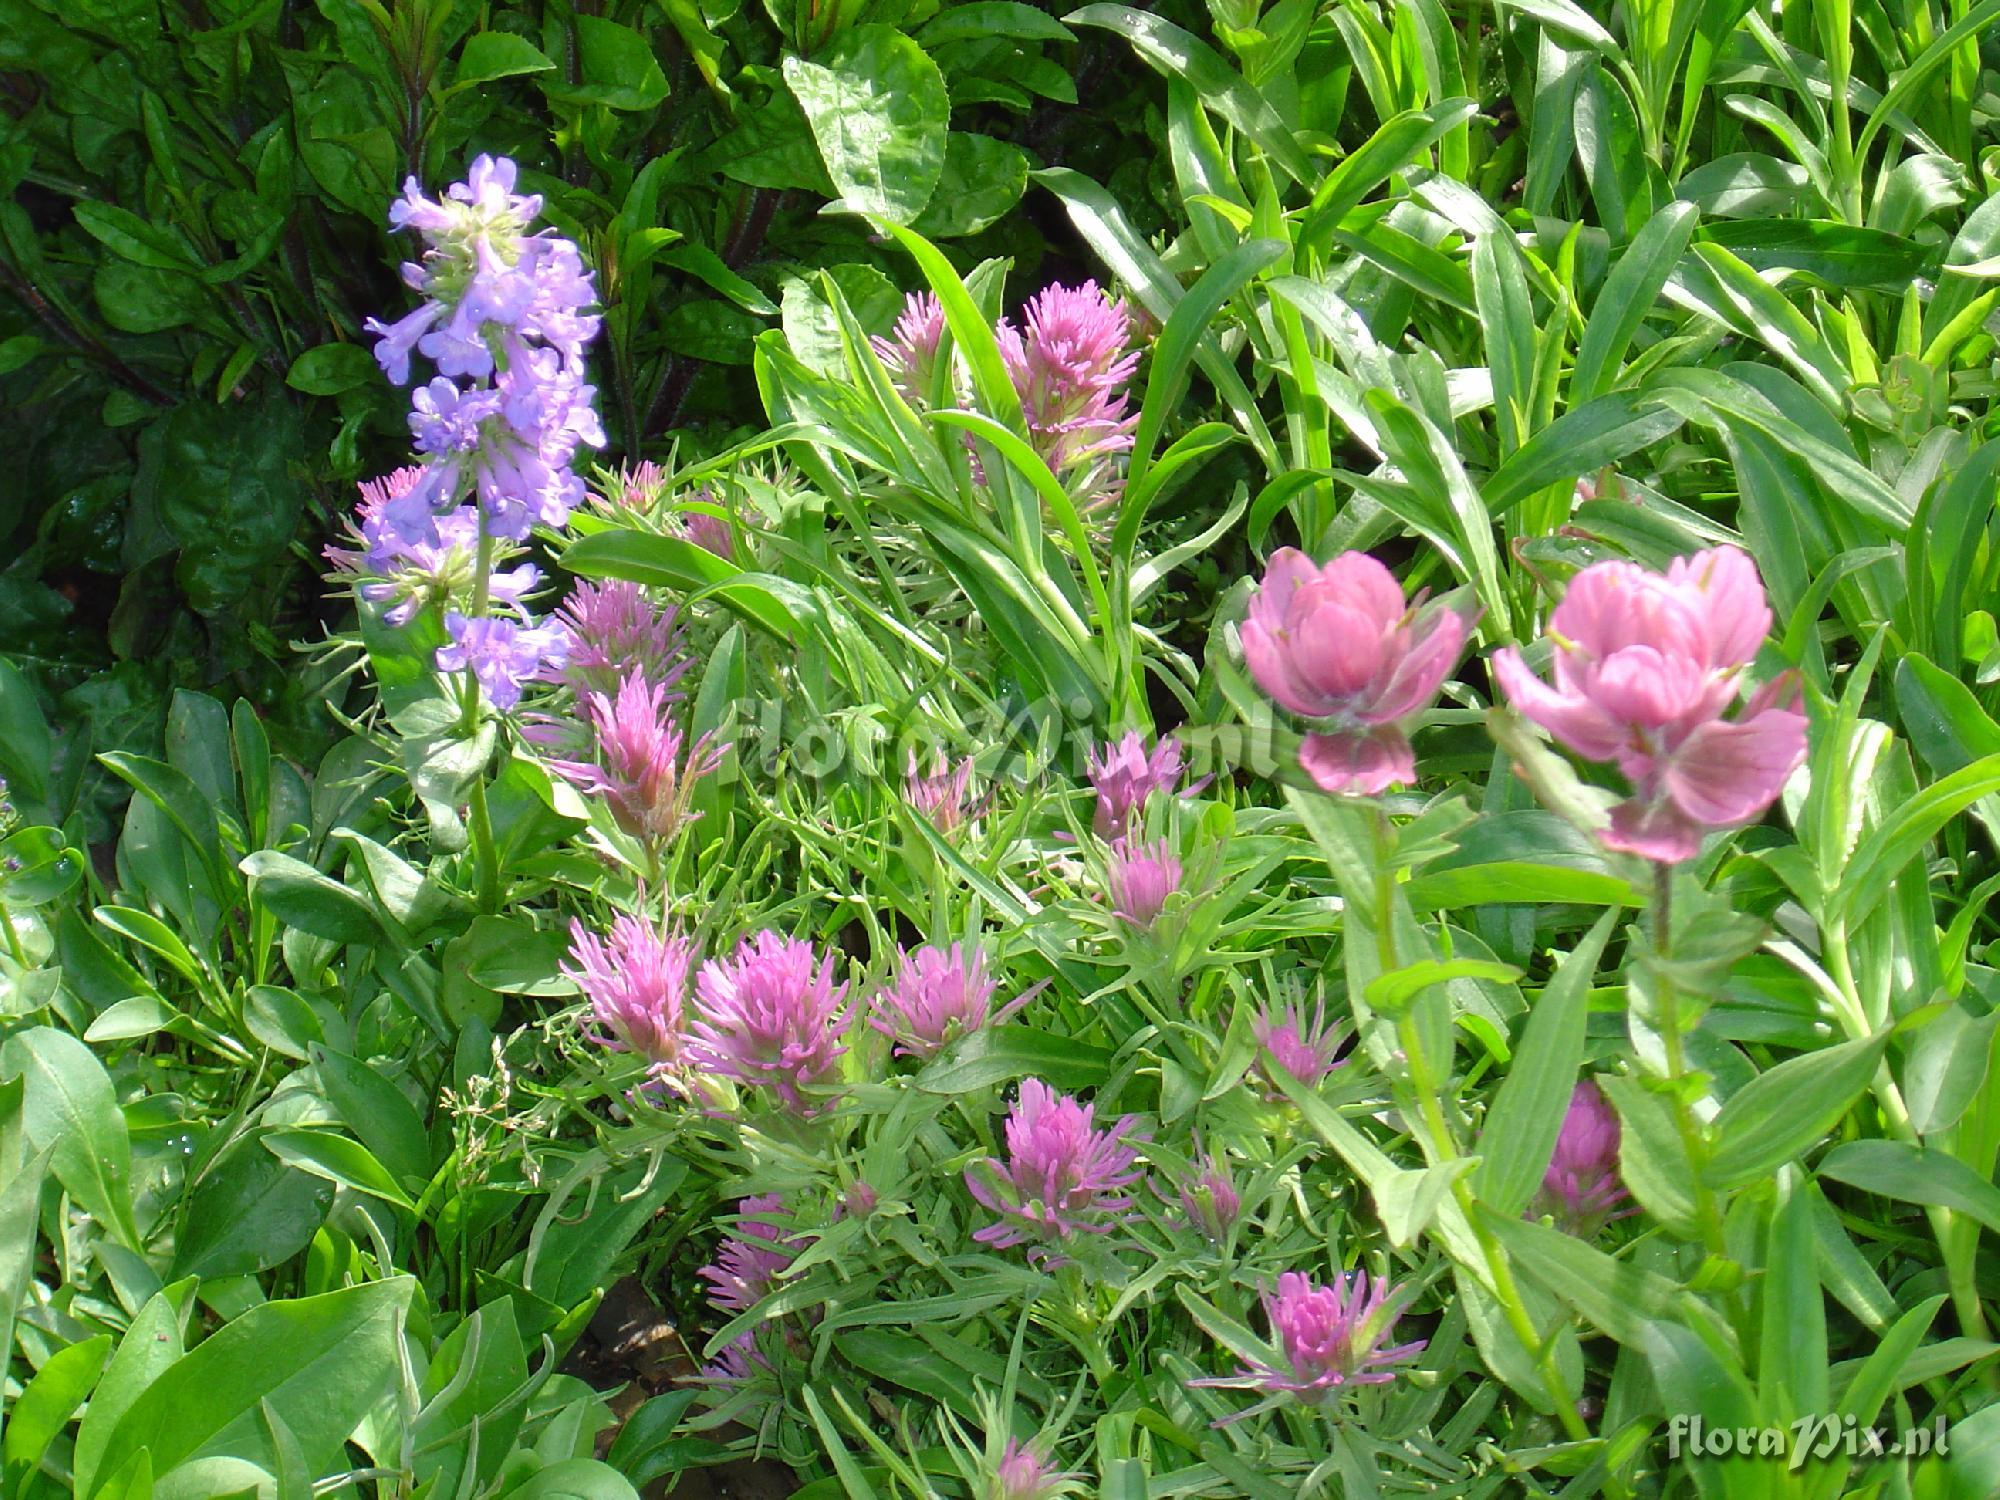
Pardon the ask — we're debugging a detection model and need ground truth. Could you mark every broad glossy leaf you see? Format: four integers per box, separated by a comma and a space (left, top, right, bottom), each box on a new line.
784, 27, 947, 225
91, 1278, 415, 1489
1, 1026, 141, 1248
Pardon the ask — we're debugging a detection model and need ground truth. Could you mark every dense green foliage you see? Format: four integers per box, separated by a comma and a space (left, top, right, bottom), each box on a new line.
7, 0, 2000, 1496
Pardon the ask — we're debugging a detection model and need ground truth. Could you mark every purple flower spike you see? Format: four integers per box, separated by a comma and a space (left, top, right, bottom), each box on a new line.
965, 1079, 1143, 1257
692, 931, 852, 1111
437, 611, 570, 712
561, 914, 697, 1076
1253, 1001, 1346, 1095
696, 1194, 795, 1314
997, 281, 1140, 510
1242, 549, 1474, 796
326, 469, 543, 627
870, 943, 1014, 1059
1086, 731, 1207, 837
1536, 1080, 1629, 1235
1106, 836, 1181, 928
547, 670, 727, 843
554, 580, 691, 700
1194, 1269, 1425, 1411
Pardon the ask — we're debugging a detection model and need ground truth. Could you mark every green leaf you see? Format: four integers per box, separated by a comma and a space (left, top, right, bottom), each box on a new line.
285, 343, 376, 396
1699, 219, 1932, 293
308, 1043, 431, 1187
1065, 6, 1313, 183
1364, 957, 1522, 1015
911, 133, 1029, 239
4, 1333, 111, 1494
1702, 1030, 1893, 1190
563, 16, 668, 109
1482, 394, 1685, 515
89, 1278, 415, 1489
1573, 200, 1698, 400
74, 1285, 191, 1500
171, 1135, 333, 1280
149, 393, 305, 613
72, 202, 196, 271
1473, 910, 1618, 1215
562, 529, 802, 642
913, 1025, 1114, 1094
415, 1300, 531, 1496
240, 850, 384, 946
783, 26, 948, 225
0, 826, 85, 907
0, 658, 52, 807
524, 1154, 688, 1315
1894, 654, 2000, 777
1817, 1140, 2000, 1239
1, 1027, 142, 1249
455, 31, 558, 86
264, 1129, 416, 1211
1831, 753, 2000, 927
1484, 1210, 1710, 1349
492, 1460, 642, 1500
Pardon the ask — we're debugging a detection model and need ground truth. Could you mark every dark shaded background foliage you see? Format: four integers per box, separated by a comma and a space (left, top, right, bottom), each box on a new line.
0, 0, 1175, 834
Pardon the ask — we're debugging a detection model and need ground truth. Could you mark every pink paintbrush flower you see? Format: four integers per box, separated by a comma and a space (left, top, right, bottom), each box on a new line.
906, 751, 979, 834
873, 291, 947, 407
987, 1440, 1080, 1500
1194, 1269, 1426, 1411
870, 943, 1016, 1059
998, 282, 1141, 510
1253, 1001, 1346, 1095
696, 1194, 795, 1314
1537, 1080, 1629, 1235
547, 670, 727, 843
1490, 546, 1806, 863
561, 913, 698, 1077
965, 1079, 1143, 1257
552, 579, 691, 699
1085, 731, 1206, 836
691, 931, 852, 1111
1242, 549, 1472, 795
1106, 836, 1182, 928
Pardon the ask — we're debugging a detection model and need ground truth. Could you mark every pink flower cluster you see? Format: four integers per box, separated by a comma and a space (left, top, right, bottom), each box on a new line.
1253, 1001, 1345, 1096
1086, 731, 1204, 837
1491, 546, 1806, 863
564, 923, 851, 1113
1242, 549, 1472, 796
877, 281, 1142, 510
965, 1079, 1143, 1258
545, 672, 726, 845
870, 942, 1019, 1058
1194, 1268, 1426, 1410
1243, 543, 1806, 862
998, 282, 1141, 510
1537, 1080, 1629, 1235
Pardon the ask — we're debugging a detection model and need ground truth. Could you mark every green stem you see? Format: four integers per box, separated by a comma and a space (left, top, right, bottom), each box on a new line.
1823, 919, 1993, 1344
0, 901, 26, 968
1649, 862, 1731, 1261
460, 527, 500, 914
1370, 806, 1592, 1447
